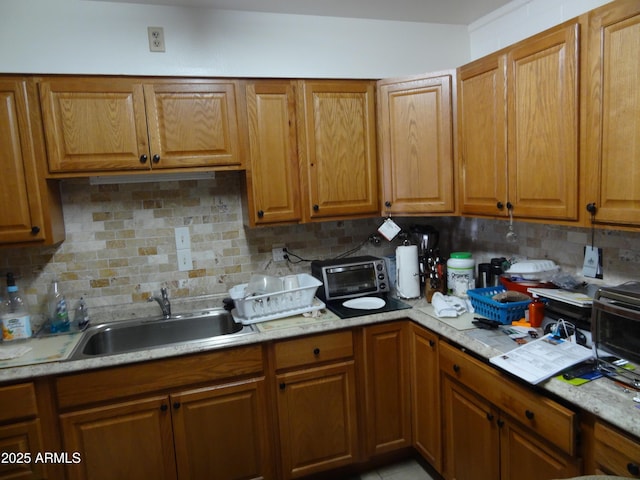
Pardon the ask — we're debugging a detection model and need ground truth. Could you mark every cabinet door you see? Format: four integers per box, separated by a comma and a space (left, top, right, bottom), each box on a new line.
457, 54, 508, 217
144, 81, 243, 169
297, 80, 378, 221
584, 0, 640, 226
276, 361, 359, 479
244, 80, 301, 225
60, 396, 177, 480
377, 73, 455, 215
0, 78, 63, 245
363, 322, 411, 456
0, 420, 45, 480
500, 417, 581, 480
171, 377, 274, 480
594, 421, 640, 478
507, 22, 580, 220
410, 324, 441, 471
442, 376, 499, 480
39, 77, 150, 173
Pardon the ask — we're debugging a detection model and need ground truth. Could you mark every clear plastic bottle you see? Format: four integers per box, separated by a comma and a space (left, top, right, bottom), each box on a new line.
48, 279, 70, 333
75, 296, 90, 330
1, 273, 32, 341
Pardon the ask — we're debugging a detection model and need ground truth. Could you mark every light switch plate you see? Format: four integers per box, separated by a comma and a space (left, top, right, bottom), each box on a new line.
175, 227, 191, 250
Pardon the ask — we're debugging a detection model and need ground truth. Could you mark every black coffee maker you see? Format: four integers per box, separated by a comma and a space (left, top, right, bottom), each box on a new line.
409, 225, 439, 290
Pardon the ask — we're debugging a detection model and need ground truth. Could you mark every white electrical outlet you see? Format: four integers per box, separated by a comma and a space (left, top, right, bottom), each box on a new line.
272, 246, 287, 262
177, 249, 192, 272
148, 26, 166, 52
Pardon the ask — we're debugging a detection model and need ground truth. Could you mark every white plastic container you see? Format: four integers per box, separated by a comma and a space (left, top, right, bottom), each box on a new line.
447, 252, 475, 298
229, 273, 322, 322
1, 273, 32, 341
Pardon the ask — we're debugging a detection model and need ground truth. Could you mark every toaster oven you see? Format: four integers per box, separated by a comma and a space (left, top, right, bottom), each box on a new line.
311, 255, 389, 301
592, 281, 640, 388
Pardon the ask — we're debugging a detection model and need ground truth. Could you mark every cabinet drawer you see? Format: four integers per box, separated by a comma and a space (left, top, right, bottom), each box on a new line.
274, 330, 353, 370
440, 341, 577, 455
0, 383, 38, 422
57, 345, 264, 409
595, 421, 640, 477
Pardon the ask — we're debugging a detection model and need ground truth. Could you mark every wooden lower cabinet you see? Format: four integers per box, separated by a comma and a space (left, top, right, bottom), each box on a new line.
60, 395, 176, 480
440, 341, 581, 480
275, 361, 359, 479
362, 322, 411, 457
60, 377, 272, 480
593, 421, 640, 477
0, 420, 45, 480
442, 376, 499, 480
410, 324, 441, 471
272, 330, 359, 479
0, 383, 46, 480
500, 418, 581, 480
171, 378, 272, 480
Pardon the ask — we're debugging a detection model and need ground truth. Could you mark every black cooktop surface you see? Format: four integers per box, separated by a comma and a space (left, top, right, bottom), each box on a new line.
325, 294, 412, 319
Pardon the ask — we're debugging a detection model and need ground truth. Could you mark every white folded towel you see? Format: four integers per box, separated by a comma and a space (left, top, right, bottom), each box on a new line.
0, 344, 32, 361
431, 292, 468, 318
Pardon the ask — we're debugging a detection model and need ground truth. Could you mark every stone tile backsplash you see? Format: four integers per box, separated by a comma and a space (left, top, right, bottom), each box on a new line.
0, 173, 638, 327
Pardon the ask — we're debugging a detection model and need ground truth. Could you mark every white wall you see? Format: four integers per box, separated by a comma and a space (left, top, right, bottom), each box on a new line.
0, 0, 469, 78
468, 0, 614, 59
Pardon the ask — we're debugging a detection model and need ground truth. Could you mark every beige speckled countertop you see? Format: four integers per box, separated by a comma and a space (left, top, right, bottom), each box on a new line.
1, 296, 639, 441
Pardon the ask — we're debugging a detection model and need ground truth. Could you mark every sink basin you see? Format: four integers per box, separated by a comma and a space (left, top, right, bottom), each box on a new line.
68, 309, 255, 360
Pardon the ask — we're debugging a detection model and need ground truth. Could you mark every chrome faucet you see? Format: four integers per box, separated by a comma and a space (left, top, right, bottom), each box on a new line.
148, 288, 171, 318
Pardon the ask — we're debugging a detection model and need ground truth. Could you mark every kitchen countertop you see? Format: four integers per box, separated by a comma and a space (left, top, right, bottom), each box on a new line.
1, 296, 639, 441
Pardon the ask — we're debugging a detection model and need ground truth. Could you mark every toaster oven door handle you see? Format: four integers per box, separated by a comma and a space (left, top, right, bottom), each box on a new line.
593, 299, 640, 321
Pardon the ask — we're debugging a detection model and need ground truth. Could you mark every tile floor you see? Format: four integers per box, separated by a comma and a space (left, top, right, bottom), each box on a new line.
354, 458, 439, 480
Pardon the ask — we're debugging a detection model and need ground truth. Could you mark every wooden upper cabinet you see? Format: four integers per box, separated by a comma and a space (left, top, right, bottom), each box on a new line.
377, 72, 455, 215
0, 77, 64, 247
39, 77, 244, 174
296, 80, 379, 221
457, 20, 580, 221
39, 77, 149, 172
584, 0, 640, 227
244, 80, 301, 226
507, 21, 580, 221
458, 54, 508, 216
144, 81, 243, 169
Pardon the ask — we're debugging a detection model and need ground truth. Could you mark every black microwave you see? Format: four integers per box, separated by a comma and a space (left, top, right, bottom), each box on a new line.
592, 281, 640, 388
311, 256, 389, 301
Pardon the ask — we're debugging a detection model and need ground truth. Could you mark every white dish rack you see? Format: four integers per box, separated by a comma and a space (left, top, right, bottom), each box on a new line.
229, 273, 324, 325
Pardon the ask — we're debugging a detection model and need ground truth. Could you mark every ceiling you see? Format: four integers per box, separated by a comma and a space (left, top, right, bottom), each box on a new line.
88, 0, 514, 25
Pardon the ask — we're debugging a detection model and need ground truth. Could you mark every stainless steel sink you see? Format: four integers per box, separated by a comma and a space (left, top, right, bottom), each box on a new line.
68, 309, 255, 360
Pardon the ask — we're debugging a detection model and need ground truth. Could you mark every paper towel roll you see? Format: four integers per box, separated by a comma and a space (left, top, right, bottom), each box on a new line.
396, 245, 420, 299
